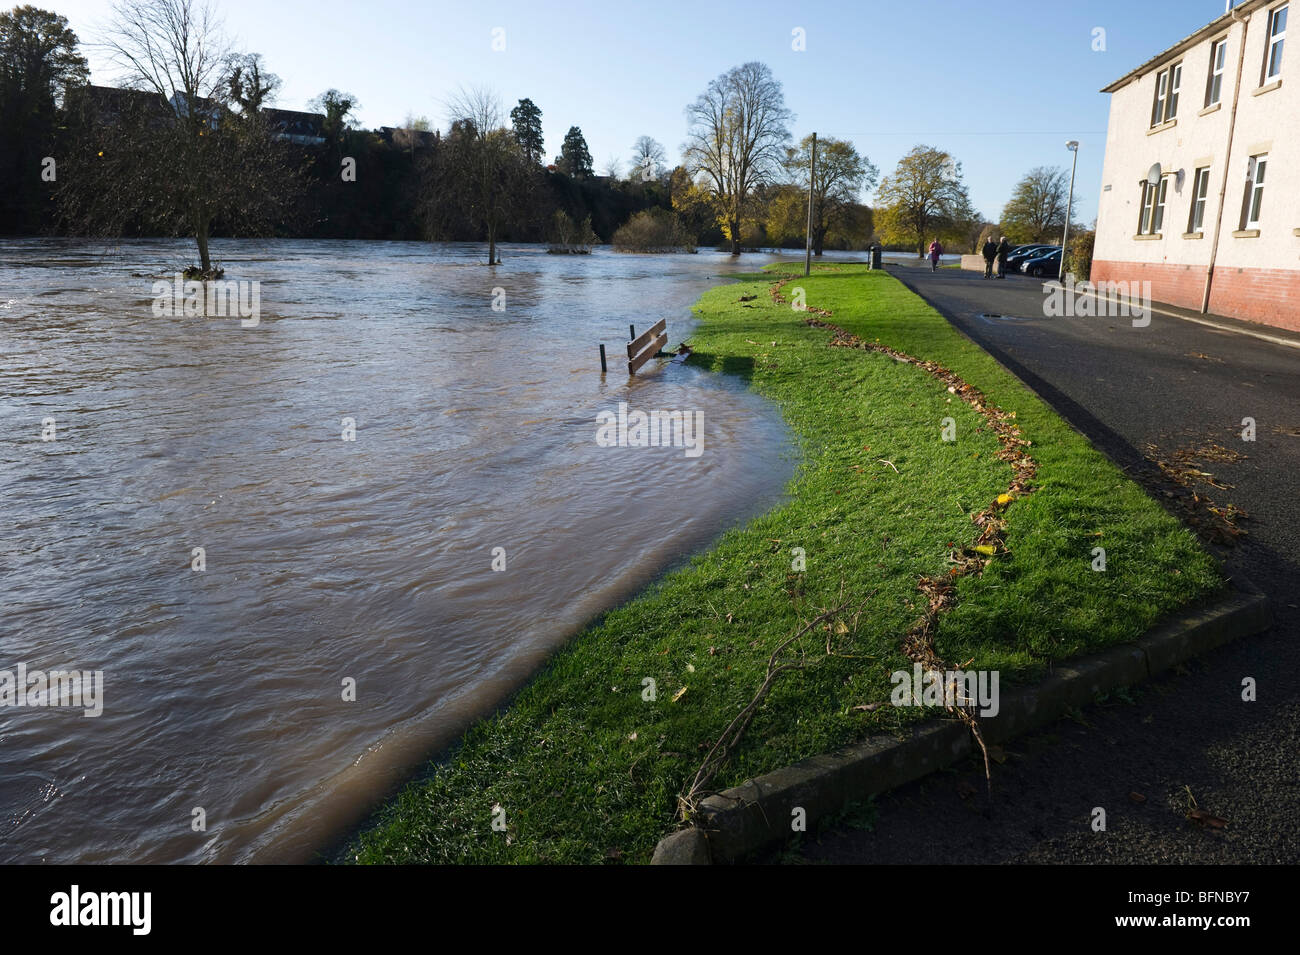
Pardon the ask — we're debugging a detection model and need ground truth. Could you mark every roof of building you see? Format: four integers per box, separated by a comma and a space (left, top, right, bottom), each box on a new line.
265, 107, 325, 124
1101, 0, 1270, 93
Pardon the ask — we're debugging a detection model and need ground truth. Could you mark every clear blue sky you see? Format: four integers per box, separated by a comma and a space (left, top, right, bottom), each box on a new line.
53, 0, 1230, 225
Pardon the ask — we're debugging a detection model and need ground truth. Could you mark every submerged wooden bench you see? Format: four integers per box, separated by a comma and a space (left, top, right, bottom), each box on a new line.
627, 318, 668, 375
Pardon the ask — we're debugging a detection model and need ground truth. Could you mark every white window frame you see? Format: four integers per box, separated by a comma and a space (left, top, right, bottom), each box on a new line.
1206, 39, 1228, 106
1151, 62, 1182, 126
1189, 167, 1211, 232
1139, 177, 1169, 235
1246, 156, 1268, 228
1265, 3, 1288, 82
1152, 70, 1169, 126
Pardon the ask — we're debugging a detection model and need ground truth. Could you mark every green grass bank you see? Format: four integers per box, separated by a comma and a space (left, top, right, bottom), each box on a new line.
349, 263, 1223, 864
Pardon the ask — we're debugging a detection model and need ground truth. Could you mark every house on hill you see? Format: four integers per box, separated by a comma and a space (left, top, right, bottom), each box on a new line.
265, 108, 327, 146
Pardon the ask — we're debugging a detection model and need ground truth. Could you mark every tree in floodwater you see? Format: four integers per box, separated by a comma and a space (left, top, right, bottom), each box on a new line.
875, 145, 971, 257
784, 134, 877, 256
0, 6, 89, 231
58, 0, 302, 274
423, 87, 537, 265
683, 61, 793, 255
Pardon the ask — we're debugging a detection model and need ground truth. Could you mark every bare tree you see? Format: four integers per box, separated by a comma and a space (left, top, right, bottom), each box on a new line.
101, 0, 225, 107
683, 61, 793, 255
601, 154, 623, 179
426, 87, 535, 265
445, 85, 501, 139
61, 0, 302, 274
630, 135, 666, 181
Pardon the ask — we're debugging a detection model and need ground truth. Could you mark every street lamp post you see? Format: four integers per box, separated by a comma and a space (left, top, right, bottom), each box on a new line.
1060, 140, 1080, 281
805, 132, 817, 277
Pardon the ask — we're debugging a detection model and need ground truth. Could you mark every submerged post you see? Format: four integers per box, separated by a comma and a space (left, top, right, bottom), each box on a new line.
599, 343, 607, 373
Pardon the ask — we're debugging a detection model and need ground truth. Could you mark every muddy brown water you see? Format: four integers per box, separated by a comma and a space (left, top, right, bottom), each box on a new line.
0, 238, 812, 862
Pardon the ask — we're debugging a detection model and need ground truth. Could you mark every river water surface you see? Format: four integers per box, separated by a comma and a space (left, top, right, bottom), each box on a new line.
0, 238, 805, 863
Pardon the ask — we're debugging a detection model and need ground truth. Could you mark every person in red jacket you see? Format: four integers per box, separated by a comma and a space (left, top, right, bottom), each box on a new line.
928, 238, 943, 272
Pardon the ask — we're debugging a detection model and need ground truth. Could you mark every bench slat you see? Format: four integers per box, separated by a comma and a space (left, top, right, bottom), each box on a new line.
626, 318, 668, 359
627, 332, 668, 374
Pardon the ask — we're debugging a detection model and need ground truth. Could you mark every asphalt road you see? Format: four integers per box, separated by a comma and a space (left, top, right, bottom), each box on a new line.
784, 263, 1300, 865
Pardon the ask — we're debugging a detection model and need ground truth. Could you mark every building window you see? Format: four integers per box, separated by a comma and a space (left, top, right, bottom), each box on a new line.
1206, 39, 1228, 106
1264, 4, 1287, 82
1188, 167, 1211, 232
1244, 156, 1268, 228
1139, 177, 1168, 234
1151, 62, 1182, 126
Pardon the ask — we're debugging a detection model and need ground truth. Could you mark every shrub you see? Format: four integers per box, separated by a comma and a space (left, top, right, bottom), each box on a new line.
1069, 230, 1095, 281
611, 208, 696, 252
547, 210, 598, 253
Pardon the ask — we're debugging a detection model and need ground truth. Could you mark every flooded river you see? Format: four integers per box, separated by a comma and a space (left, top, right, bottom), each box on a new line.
0, 238, 799, 863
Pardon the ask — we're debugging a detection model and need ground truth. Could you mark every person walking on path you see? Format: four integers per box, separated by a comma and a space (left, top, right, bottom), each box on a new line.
982, 235, 998, 279
996, 236, 1012, 279
928, 238, 944, 272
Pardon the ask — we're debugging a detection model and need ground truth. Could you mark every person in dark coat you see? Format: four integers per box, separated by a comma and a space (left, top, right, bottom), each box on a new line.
996, 236, 1012, 279
981, 236, 998, 279
928, 238, 944, 272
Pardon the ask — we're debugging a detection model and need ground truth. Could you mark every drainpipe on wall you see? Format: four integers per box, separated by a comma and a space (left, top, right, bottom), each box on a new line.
1202, 5, 1252, 314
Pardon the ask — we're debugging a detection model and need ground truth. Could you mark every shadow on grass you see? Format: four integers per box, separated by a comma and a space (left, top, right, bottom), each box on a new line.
686, 350, 756, 383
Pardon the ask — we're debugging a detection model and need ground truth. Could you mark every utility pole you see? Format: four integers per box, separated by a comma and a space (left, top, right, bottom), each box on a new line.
804, 132, 817, 277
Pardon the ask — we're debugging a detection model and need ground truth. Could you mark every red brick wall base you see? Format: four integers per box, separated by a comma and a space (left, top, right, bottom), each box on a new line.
1091, 259, 1300, 333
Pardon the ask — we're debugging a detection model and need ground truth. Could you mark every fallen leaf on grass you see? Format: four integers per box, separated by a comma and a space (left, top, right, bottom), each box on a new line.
851, 703, 881, 712
671, 686, 688, 703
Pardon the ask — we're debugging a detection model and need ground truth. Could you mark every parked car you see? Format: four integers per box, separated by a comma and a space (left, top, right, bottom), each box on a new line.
1020, 248, 1063, 277
1006, 244, 1059, 271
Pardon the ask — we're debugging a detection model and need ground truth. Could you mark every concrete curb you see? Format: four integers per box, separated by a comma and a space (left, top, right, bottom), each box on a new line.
649, 579, 1270, 864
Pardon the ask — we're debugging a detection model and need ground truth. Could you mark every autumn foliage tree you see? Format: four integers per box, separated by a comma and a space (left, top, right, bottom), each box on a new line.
875, 144, 972, 256
1000, 165, 1073, 244
785, 134, 877, 255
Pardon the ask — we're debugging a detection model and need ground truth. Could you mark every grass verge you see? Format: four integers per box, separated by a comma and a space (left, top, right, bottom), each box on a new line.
348, 264, 1223, 864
